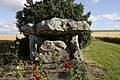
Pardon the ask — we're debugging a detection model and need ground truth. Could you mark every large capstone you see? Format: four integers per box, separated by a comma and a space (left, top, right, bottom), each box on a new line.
36, 18, 89, 36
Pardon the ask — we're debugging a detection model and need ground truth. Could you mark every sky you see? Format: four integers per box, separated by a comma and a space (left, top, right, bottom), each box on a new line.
0, 0, 120, 34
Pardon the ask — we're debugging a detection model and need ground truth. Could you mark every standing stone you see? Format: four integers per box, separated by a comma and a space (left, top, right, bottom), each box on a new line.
70, 35, 83, 60
29, 34, 45, 62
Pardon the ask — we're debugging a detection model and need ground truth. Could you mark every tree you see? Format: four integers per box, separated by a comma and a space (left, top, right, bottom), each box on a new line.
16, 0, 92, 48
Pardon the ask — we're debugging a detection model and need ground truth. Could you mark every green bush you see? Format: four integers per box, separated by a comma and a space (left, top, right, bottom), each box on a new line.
94, 37, 120, 44
79, 31, 91, 49
17, 37, 30, 60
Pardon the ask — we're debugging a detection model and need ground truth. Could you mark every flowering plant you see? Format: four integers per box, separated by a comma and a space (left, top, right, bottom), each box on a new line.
33, 53, 49, 80
16, 60, 25, 80
32, 65, 49, 80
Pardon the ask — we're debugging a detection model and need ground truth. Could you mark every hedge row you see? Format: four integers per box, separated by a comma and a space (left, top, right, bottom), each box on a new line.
93, 37, 120, 44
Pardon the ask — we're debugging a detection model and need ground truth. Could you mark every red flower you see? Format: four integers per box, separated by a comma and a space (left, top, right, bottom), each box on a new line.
33, 73, 38, 78
64, 55, 68, 60
36, 76, 42, 80
65, 63, 71, 69
33, 66, 38, 71
42, 69, 46, 73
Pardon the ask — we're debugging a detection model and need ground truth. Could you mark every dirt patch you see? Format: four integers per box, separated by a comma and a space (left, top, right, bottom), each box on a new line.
0, 61, 107, 80
0, 60, 86, 80
84, 61, 106, 80
0, 65, 33, 80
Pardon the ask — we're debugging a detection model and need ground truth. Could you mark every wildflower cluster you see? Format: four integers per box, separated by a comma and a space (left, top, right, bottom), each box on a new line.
33, 66, 42, 80
63, 54, 71, 70
16, 60, 25, 80
33, 53, 49, 80
66, 59, 87, 80
61, 54, 87, 80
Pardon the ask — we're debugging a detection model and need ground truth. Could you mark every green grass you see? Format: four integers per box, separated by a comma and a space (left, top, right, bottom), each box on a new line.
92, 30, 120, 32
82, 40, 120, 80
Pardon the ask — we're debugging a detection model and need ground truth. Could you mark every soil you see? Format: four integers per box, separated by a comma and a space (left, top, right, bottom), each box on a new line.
0, 61, 106, 80
0, 61, 71, 80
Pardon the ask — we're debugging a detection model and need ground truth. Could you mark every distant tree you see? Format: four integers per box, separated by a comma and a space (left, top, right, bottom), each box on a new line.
16, 0, 92, 48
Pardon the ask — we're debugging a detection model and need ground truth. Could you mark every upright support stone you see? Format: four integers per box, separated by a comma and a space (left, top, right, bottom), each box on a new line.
29, 34, 45, 62
70, 35, 83, 60
29, 35, 35, 62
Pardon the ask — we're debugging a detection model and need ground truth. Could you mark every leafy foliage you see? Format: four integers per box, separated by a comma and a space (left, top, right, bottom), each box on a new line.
16, 0, 92, 48
17, 37, 30, 60
79, 31, 91, 48
94, 37, 120, 44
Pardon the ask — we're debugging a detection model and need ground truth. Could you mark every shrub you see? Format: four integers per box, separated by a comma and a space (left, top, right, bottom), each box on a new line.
94, 37, 120, 44
16, 37, 30, 60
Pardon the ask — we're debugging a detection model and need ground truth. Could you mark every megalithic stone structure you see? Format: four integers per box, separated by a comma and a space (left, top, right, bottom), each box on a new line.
21, 17, 90, 62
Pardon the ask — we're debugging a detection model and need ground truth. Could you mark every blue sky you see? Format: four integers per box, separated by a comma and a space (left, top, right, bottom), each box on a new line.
0, 0, 120, 34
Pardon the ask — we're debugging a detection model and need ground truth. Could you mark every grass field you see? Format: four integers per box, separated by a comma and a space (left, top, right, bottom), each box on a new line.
92, 30, 120, 32
82, 40, 120, 80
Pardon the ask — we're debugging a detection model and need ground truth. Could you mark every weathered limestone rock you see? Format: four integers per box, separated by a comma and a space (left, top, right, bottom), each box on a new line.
39, 40, 68, 63
70, 35, 83, 60
40, 40, 67, 51
22, 18, 89, 36
36, 18, 89, 36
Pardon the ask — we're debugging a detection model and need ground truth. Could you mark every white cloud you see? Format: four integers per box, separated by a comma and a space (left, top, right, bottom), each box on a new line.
99, 13, 120, 21
89, 13, 120, 22
0, 0, 41, 11
0, 0, 26, 11
0, 20, 19, 34
113, 25, 120, 30
89, 15, 98, 21
90, 0, 100, 3
0, 0, 42, 33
